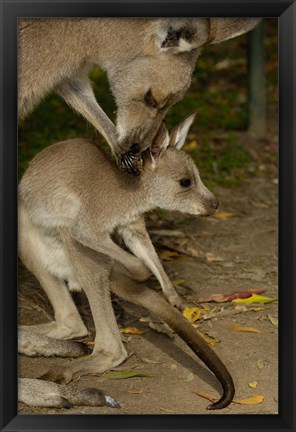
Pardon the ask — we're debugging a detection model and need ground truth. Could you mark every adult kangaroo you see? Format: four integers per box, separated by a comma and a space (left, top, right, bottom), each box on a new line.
19, 18, 259, 173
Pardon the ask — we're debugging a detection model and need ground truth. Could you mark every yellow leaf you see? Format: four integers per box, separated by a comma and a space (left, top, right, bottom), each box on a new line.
248, 381, 258, 389
193, 391, 265, 406
233, 394, 265, 405
184, 140, 198, 151
234, 305, 265, 312
206, 252, 223, 263
159, 250, 186, 261
183, 307, 202, 323
228, 325, 262, 333
172, 279, 185, 286
232, 294, 277, 304
120, 327, 144, 335
214, 211, 236, 218
198, 331, 217, 347
192, 391, 217, 403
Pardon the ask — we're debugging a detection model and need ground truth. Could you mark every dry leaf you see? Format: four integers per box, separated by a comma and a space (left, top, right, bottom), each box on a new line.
234, 305, 265, 312
214, 211, 236, 218
193, 391, 265, 405
249, 200, 269, 209
183, 307, 202, 323
170, 364, 178, 370
198, 331, 218, 347
248, 381, 258, 389
267, 314, 278, 327
120, 327, 144, 335
228, 325, 262, 333
257, 359, 264, 370
184, 140, 198, 150
192, 391, 217, 403
232, 294, 277, 304
172, 279, 186, 286
128, 385, 144, 394
159, 250, 181, 261
233, 394, 265, 405
198, 288, 266, 303
185, 372, 195, 382
102, 370, 153, 379
206, 252, 223, 263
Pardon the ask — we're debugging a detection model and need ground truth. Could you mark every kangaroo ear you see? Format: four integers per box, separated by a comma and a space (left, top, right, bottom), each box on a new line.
150, 123, 170, 166
170, 113, 196, 150
156, 19, 209, 53
208, 18, 261, 44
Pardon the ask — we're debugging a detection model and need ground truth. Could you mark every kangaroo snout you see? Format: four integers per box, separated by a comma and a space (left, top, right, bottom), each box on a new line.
201, 196, 219, 216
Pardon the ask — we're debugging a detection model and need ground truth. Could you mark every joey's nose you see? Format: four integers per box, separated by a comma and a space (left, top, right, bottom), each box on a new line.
210, 198, 219, 210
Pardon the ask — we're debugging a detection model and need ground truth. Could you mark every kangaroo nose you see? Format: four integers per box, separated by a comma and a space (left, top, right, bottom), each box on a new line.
210, 198, 219, 210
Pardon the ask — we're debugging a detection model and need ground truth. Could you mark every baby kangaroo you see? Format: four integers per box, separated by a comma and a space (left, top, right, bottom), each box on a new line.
19, 113, 217, 313
19, 114, 234, 410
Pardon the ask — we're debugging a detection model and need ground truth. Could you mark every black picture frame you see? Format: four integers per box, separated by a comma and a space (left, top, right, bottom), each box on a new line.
0, 1, 295, 431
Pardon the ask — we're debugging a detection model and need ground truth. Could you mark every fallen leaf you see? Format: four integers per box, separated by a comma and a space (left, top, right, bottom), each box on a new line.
183, 307, 202, 323
184, 140, 198, 151
249, 200, 269, 209
186, 372, 195, 382
233, 394, 265, 405
232, 294, 277, 304
234, 305, 265, 312
198, 288, 266, 303
172, 279, 186, 286
214, 211, 236, 218
192, 391, 217, 403
141, 357, 160, 364
185, 246, 200, 258
193, 391, 265, 405
120, 327, 144, 335
267, 314, 278, 327
257, 359, 264, 370
102, 371, 154, 379
198, 331, 218, 347
205, 252, 224, 263
248, 381, 258, 389
128, 385, 144, 394
228, 325, 262, 333
170, 364, 178, 370
159, 250, 181, 261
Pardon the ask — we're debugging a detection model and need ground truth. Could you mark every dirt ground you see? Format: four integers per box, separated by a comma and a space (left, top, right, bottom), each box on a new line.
18, 129, 278, 415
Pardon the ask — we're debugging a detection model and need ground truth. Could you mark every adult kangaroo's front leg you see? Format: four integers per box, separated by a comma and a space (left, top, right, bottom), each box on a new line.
118, 218, 182, 309
41, 230, 127, 385
57, 72, 117, 154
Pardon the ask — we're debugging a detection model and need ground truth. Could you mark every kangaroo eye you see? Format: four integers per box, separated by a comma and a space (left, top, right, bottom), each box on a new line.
144, 89, 158, 108
180, 178, 191, 188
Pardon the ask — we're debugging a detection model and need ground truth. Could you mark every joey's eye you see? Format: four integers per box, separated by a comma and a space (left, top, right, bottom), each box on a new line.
179, 178, 191, 188
144, 89, 158, 108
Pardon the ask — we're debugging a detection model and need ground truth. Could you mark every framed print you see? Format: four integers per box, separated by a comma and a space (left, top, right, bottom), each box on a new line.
0, 1, 295, 431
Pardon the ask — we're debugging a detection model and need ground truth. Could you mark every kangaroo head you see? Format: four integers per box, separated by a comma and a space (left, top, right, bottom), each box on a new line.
107, 18, 260, 174
142, 113, 219, 217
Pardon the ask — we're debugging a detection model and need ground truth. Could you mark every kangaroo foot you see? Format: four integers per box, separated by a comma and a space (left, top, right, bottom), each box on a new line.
19, 378, 120, 408
39, 349, 128, 384
19, 318, 88, 340
19, 329, 90, 358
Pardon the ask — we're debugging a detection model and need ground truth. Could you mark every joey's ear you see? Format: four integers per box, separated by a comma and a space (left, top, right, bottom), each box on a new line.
169, 113, 196, 150
150, 123, 170, 165
155, 19, 209, 53
208, 18, 261, 44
